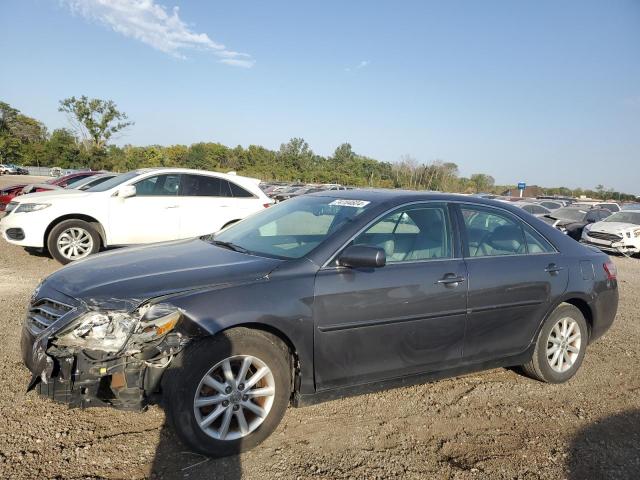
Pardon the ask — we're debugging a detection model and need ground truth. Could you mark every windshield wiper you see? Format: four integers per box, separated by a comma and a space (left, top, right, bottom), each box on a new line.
210, 240, 250, 254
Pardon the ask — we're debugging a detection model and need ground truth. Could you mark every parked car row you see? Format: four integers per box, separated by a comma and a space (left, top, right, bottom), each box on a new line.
260, 182, 350, 202
483, 195, 639, 257
1, 168, 272, 264
0, 170, 100, 211
0, 163, 30, 175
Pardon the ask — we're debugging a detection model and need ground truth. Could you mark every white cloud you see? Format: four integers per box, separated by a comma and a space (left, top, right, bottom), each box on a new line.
345, 60, 370, 72
62, 0, 254, 67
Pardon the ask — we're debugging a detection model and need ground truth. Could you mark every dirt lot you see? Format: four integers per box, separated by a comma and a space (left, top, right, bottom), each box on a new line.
0, 175, 638, 479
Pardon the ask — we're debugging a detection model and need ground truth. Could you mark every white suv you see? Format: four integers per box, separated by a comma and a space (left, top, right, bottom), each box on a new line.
0, 168, 272, 263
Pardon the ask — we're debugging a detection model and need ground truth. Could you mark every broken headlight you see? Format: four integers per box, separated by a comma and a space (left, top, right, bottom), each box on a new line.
54, 303, 182, 353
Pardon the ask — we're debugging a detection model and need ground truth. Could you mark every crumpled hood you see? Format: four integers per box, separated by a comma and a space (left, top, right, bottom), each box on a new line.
590, 222, 639, 234
45, 238, 283, 310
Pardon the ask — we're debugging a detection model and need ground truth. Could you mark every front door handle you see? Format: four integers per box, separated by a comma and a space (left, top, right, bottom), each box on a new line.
436, 275, 466, 287
165, 205, 180, 209
545, 264, 564, 275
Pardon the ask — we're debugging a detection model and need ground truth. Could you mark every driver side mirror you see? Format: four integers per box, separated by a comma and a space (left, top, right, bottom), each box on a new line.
338, 245, 386, 268
117, 185, 137, 198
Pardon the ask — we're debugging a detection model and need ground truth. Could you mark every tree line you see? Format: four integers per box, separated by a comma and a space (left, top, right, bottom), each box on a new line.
0, 98, 636, 201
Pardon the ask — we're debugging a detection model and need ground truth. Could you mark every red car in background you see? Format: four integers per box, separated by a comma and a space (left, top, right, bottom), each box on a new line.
0, 171, 98, 211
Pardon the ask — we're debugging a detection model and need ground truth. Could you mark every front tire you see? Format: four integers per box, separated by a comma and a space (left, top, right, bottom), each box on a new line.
521, 303, 589, 383
47, 219, 101, 264
163, 328, 291, 457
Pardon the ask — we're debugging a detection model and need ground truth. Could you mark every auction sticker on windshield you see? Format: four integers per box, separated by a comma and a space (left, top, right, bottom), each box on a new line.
329, 199, 370, 208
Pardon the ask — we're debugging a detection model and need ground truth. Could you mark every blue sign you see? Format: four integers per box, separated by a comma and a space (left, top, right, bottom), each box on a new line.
518, 182, 526, 190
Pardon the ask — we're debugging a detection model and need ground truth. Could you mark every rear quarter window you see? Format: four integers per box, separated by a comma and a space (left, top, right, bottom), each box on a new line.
229, 181, 255, 198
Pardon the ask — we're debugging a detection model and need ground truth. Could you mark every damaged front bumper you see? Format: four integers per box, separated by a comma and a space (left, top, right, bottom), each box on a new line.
21, 292, 192, 411
581, 238, 640, 255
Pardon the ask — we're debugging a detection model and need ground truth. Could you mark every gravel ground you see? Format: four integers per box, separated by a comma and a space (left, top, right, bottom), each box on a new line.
0, 177, 638, 479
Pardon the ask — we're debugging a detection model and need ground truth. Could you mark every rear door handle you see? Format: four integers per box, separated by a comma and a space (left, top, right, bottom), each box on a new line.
545, 264, 564, 274
436, 275, 466, 286
166, 205, 179, 209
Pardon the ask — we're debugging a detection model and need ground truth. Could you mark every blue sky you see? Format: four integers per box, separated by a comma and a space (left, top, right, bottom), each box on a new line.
1, 1, 639, 193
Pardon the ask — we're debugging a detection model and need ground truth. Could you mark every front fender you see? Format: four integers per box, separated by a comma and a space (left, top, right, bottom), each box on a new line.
168, 272, 317, 395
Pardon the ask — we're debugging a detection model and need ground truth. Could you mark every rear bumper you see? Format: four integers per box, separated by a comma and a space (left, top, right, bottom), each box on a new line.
590, 285, 619, 342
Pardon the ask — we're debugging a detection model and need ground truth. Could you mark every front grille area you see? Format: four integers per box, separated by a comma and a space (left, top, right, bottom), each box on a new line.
27, 298, 74, 335
588, 231, 622, 242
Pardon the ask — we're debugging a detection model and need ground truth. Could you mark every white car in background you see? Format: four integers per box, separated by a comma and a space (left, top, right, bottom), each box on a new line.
0, 164, 17, 174
0, 168, 272, 264
581, 210, 640, 257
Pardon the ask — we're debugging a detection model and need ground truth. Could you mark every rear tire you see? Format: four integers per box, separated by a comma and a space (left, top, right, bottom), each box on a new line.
163, 328, 291, 457
47, 219, 101, 265
521, 303, 588, 383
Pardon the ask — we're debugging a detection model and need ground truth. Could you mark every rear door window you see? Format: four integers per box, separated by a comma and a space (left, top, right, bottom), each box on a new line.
460, 206, 553, 256
180, 174, 233, 197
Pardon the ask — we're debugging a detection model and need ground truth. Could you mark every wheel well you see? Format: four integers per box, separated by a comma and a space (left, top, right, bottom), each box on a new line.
219, 323, 299, 392
562, 298, 594, 338
44, 214, 106, 250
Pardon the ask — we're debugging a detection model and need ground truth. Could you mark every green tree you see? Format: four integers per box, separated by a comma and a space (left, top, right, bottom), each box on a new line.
470, 173, 495, 193
58, 96, 133, 150
44, 129, 81, 168
0, 101, 48, 164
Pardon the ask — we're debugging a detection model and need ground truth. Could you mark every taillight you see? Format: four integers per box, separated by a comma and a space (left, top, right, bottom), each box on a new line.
603, 261, 617, 281
263, 203, 271, 208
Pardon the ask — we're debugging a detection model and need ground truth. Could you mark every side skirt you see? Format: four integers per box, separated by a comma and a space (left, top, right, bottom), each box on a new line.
292, 347, 534, 407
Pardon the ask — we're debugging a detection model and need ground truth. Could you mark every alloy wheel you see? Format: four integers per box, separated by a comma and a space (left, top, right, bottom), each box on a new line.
546, 317, 582, 373
193, 355, 276, 441
57, 227, 94, 261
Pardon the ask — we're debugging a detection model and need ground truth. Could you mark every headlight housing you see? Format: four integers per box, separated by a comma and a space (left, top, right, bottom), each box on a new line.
634, 229, 640, 238
54, 303, 182, 353
15, 203, 51, 213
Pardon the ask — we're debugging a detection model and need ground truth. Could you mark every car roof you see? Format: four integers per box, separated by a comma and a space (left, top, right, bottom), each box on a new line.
306, 188, 527, 210
131, 167, 257, 182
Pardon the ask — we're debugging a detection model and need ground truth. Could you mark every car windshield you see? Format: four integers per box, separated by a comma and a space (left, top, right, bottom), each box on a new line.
551, 208, 586, 222
213, 195, 373, 259
603, 212, 640, 225
64, 176, 93, 188
87, 171, 140, 192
